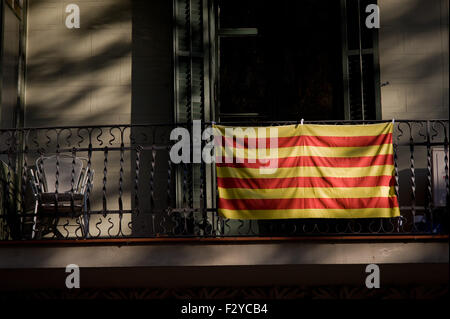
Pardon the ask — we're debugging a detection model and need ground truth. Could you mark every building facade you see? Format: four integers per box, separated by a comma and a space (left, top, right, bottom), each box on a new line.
0, 0, 448, 298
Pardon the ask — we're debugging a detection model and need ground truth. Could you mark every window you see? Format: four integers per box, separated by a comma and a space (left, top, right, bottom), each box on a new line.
342, 0, 381, 120
213, 0, 381, 122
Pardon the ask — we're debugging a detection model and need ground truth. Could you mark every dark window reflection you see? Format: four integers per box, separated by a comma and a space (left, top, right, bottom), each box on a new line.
346, 0, 360, 51
218, 0, 344, 121
360, 0, 375, 49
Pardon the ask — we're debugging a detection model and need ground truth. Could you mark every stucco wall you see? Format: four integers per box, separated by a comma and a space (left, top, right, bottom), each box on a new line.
25, 0, 449, 124
24, 0, 173, 127
379, 0, 449, 120
25, 0, 131, 126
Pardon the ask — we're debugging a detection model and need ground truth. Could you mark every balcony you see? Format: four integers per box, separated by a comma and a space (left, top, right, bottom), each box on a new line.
0, 119, 448, 242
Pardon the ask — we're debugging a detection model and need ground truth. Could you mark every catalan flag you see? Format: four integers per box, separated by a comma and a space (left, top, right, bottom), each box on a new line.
213, 123, 400, 219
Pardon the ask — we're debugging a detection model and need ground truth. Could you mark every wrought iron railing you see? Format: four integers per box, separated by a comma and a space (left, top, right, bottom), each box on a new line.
0, 120, 448, 240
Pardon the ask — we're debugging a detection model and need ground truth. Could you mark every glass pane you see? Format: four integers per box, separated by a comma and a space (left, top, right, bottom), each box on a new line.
219, 37, 268, 117
219, 0, 343, 121
218, 0, 261, 28
347, 54, 376, 120
360, 0, 375, 49
362, 54, 376, 119
348, 55, 363, 120
346, 0, 360, 51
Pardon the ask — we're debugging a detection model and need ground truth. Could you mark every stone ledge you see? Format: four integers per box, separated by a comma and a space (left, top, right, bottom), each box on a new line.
0, 242, 448, 269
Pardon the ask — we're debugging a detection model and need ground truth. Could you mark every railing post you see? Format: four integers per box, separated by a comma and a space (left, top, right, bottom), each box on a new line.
425, 120, 433, 232
54, 131, 60, 225
85, 132, 93, 239
102, 146, 108, 215
70, 147, 76, 217
149, 144, 156, 235
199, 122, 208, 236
440, 121, 450, 229
134, 145, 141, 218
409, 124, 416, 232
444, 125, 450, 215
167, 144, 172, 213
20, 130, 29, 238
393, 122, 401, 232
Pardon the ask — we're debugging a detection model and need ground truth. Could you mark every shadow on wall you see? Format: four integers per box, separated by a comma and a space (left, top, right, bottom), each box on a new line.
379, 0, 449, 119
25, 0, 173, 127
23, 0, 450, 125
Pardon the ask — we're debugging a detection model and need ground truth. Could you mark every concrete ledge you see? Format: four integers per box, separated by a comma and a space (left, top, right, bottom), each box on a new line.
0, 242, 448, 269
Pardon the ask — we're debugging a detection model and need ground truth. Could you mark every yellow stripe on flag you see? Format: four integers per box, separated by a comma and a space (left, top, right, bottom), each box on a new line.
218, 207, 401, 219
216, 165, 394, 178
218, 143, 393, 159
218, 186, 396, 200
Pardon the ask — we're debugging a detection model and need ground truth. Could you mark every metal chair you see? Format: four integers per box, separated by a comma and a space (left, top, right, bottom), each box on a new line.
29, 155, 94, 239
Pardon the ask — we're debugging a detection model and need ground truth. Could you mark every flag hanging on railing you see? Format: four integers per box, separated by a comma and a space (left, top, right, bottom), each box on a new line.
213, 123, 400, 219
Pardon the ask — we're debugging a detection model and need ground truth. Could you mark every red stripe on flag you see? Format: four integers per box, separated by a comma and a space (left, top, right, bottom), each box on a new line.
216, 154, 394, 168
217, 176, 395, 189
219, 197, 399, 210
218, 133, 392, 149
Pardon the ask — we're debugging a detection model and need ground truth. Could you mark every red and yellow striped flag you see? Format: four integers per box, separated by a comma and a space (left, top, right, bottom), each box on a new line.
213, 123, 400, 219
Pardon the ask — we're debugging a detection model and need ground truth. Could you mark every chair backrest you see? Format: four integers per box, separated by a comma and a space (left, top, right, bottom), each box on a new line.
36, 155, 86, 193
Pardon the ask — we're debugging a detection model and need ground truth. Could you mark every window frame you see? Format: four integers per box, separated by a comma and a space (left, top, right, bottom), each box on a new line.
212, 0, 261, 122
341, 0, 382, 120
210, 0, 382, 122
